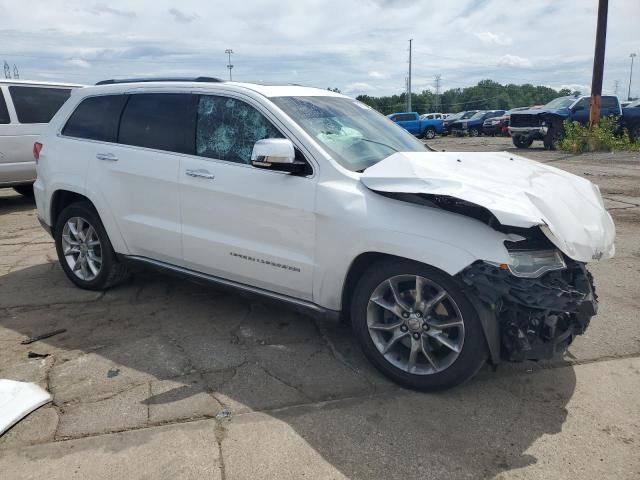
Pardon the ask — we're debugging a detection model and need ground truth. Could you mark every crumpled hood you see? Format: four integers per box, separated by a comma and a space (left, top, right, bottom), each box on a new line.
360, 151, 615, 263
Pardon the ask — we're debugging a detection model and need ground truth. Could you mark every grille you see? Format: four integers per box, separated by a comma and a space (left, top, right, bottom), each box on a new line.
509, 114, 542, 128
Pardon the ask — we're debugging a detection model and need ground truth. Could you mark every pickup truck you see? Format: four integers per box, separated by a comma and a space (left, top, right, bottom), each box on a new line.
387, 112, 444, 139
509, 95, 640, 149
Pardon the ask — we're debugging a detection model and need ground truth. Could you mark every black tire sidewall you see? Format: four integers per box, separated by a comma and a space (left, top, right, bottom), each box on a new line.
425, 128, 435, 139
54, 202, 118, 290
350, 260, 488, 391
512, 136, 532, 148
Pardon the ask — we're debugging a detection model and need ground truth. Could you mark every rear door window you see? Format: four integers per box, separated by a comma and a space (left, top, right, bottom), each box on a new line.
62, 95, 128, 142
8, 86, 71, 123
601, 97, 619, 112
118, 93, 197, 154
394, 114, 415, 122
0, 90, 10, 124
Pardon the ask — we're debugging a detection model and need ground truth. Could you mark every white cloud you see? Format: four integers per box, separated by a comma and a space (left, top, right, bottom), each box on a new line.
369, 71, 388, 79
65, 59, 91, 69
475, 32, 512, 46
497, 54, 531, 67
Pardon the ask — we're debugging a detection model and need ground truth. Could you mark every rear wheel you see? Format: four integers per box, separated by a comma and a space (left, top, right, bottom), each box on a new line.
54, 202, 130, 290
13, 185, 34, 198
469, 127, 480, 137
423, 127, 436, 140
350, 260, 488, 391
512, 135, 533, 149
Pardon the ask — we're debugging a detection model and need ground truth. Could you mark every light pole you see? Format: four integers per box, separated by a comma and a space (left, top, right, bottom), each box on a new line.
225, 49, 234, 81
407, 39, 412, 112
628, 53, 637, 101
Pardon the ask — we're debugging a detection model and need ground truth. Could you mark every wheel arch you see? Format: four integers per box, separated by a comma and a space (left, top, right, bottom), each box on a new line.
339, 251, 501, 366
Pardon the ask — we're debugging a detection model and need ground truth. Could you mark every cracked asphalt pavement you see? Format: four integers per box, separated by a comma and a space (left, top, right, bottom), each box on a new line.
0, 137, 639, 479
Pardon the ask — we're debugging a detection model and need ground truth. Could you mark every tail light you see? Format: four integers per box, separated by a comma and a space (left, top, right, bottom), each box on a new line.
33, 142, 43, 163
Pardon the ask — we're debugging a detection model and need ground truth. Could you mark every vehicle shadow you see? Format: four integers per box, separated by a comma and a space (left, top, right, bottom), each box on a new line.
0, 261, 576, 479
0, 190, 35, 215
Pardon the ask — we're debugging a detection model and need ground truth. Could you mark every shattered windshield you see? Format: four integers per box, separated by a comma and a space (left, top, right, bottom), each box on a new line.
271, 96, 426, 172
544, 97, 575, 110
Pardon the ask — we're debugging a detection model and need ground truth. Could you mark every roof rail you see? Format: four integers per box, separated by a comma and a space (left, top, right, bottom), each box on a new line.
95, 76, 224, 86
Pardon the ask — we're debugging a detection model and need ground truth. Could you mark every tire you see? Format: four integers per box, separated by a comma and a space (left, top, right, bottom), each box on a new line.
423, 127, 436, 140
54, 201, 130, 290
469, 128, 480, 137
350, 259, 488, 391
512, 135, 533, 149
13, 184, 34, 198
543, 127, 563, 150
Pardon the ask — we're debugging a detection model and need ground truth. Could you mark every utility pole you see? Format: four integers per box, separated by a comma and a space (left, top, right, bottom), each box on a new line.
407, 39, 412, 112
13, 64, 19, 79
434, 74, 442, 112
613, 79, 620, 96
225, 49, 234, 81
628, 53, 637, 101
3, 61, 9, 79
589, 0, 608, 128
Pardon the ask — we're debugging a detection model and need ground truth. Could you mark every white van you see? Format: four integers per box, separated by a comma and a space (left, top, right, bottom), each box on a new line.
0, 80, 81, 196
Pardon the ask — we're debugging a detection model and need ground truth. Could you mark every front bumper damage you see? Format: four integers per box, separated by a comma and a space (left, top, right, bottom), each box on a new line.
458, 259, 597, 362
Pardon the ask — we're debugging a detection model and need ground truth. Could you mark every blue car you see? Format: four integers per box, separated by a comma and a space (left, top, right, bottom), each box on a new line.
387, 112, 444, 139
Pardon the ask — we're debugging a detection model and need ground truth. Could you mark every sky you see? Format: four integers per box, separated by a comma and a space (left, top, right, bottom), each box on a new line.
1, 0, 639, 98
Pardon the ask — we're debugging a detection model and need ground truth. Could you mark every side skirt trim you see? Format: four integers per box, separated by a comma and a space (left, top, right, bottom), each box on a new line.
121, 255, 341, 321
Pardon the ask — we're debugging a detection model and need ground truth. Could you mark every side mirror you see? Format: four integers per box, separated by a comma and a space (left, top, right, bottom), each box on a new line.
251, 138, 305, 174
572, 105, 585, 112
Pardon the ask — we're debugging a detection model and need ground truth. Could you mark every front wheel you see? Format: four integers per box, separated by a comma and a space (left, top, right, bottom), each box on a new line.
469, 128, 480, 137
350, 260, 488, 391
512, 135, 533, 149
543, 127, 563, 150
54, 201, 130, 290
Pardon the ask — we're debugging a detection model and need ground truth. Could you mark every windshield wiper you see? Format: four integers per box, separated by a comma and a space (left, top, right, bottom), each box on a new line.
359, 137, 398, 152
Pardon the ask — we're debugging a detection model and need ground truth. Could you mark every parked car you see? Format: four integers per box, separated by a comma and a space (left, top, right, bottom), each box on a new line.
441, 110, 478, 136
0, 79, 81, 196
509, 95, 640, 149
482, 107, 532, 136
387, 112, 444, 139
450, 110, 506, 137
34, 78, 614, 391
420, 112, 445, 121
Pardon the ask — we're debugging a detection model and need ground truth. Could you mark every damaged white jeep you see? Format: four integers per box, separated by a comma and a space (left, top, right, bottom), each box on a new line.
34, 79, 615, 390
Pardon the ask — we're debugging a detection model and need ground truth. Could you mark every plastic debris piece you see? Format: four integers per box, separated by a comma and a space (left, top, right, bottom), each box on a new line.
0, 380, 52, 436
215, 409, 232, 420
21, 329, 66, 345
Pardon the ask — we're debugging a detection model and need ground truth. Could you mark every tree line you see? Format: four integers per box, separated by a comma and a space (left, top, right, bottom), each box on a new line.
354, 79, 575, 115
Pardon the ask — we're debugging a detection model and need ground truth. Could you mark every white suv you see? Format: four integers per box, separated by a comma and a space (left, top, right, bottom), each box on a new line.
34, 78, 615, 390
1, 79, 81, 196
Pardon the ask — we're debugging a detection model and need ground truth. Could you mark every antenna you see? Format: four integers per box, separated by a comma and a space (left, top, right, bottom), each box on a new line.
225, 49, 234, 81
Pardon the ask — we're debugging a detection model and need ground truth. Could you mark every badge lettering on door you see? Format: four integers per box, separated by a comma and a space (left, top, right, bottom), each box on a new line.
229, 252, 301, 272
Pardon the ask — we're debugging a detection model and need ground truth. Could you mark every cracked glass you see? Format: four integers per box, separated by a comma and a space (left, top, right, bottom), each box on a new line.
197, 96, 283, 164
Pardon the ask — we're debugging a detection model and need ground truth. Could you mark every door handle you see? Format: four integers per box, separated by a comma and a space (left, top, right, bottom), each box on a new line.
185, 168, 215, 180
96, 153, 118, 161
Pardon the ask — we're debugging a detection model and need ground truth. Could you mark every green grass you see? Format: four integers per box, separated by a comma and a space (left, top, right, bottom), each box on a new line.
560, 117, 640, 153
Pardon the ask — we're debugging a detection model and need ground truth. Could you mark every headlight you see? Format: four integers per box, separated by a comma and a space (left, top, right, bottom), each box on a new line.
505, 250, 566, 278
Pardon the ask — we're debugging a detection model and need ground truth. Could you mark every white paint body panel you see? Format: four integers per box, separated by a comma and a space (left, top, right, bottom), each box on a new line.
34, 81, 615, 312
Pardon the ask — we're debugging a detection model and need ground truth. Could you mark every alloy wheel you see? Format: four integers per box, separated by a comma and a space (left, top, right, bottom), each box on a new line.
366, 275, 465, 375
61, 216, 103, 281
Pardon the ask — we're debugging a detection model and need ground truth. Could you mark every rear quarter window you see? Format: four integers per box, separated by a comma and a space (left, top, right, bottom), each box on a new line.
62, 95, 128, 142
8, 86, 72, 123
118, 93, 197, 155
0, 90, 10, 124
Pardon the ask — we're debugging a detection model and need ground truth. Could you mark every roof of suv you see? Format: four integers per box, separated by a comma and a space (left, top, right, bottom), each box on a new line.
0, 79, 84, 88
70, 80, 345, 99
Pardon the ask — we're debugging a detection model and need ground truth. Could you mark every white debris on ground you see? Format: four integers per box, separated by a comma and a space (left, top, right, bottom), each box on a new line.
0, 379, 52, 436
